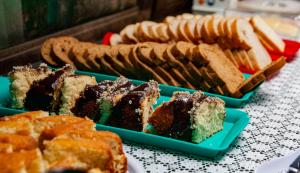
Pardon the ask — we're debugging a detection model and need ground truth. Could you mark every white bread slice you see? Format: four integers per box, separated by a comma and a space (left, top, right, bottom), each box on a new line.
120, 24, 139, 43
232, 50, 243, 68
194, 14, 202, 20
156, 23, 170, 42
224, 17, 239, 49
167, 20, 180, 41
181, 13, 194, 20
232, 19, 252, 49
241, 20, 272, 70
195, 17, 204, 41
177, 20, 192, 42
138, 21, 157, 42
184, 19, 197, 43
201, 15, 214, 43
250, 16, 285, 52
148, 23, 161, 42
164, 16, 177, 24
208, 15, 223, 41
109, 34, 123, 46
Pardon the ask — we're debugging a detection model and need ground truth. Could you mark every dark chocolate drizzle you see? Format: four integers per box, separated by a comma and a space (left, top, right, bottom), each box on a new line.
24, 66, 70, 111
71, 81, 113, 121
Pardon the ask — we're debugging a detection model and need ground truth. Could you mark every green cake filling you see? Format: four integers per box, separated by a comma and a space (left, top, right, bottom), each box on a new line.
190, 99, 225, 143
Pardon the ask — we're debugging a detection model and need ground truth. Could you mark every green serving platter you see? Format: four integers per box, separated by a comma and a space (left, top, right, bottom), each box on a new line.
0, 76, 249, 158
74, 70, 259, 108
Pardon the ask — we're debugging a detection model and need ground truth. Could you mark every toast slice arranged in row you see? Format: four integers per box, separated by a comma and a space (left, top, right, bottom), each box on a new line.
113, 14, 284, 72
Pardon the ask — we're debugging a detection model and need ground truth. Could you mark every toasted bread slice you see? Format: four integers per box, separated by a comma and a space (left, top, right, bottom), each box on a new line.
120, 24, 139, 43
195, 17, 204, 41
41, 38, 61, 66
128, 44, 168, 84
197, 44, 245, 95
250, 16, 285, 52
138, 21, 157, 42
104, 45, 129, 75
208, 15, 223, 42
167, 20, 180, 41
52, 36, 79, 66
69, 42, 98, 71
181, 13, 194, 20
223, 49, 239, 67
201, 15, 214, 43
110, 34, 123, 46
177, 20, 192, 42
86, 45, 110, 72
148, 23, 161, 42
164, 16, 177, 24
233, 57, 285, 97
156, 23, 170, 42
184, 19, 197, 43
238, 49, 255, 71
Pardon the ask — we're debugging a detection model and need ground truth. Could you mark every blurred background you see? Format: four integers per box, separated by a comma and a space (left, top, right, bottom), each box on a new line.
0, 0, 299, 73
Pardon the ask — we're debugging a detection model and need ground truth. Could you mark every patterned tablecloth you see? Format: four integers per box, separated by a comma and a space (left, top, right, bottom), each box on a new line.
122, 54, 300, 173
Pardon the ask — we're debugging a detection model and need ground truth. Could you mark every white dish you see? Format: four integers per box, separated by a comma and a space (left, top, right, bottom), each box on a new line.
127, 154, 145, 173
255, 148, 300, 173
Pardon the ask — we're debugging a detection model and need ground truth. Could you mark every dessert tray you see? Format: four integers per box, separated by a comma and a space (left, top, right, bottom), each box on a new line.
74, 70, 259, 108
0, 76, 249, 158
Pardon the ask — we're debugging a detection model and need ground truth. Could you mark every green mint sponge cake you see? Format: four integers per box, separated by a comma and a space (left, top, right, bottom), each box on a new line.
71, 80, 115, 121
8, 63, 52, 109
108, 80, 160, 132
24, 65, 74, 112
148, 91, 225, 143
98, 76, 135, 124
58, 75, 97, 115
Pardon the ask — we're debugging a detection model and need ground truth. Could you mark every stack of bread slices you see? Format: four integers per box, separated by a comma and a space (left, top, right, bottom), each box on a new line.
111, 14, 285, 72
41, 37, 286, 98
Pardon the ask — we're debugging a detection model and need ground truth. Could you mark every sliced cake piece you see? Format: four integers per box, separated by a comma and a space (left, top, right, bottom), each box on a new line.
58, 75, 97, 115
108, 81, 160, 132
0, 132, 37, 152
71, 80, 114, 121
24, 65, 74, 112
55, 130, 127, 173
43, 137, 114, 172
0, 149, 46, 173
8, 63, 52, 109
98, 76, 135, 124
148, 91, 225, 143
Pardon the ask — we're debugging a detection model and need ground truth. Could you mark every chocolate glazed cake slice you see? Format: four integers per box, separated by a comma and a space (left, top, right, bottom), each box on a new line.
98, 76, 135, 124
148, 91, 225, 143
108, 80, 160, 132
24, 65, 74, 112
71, 80, 114, 122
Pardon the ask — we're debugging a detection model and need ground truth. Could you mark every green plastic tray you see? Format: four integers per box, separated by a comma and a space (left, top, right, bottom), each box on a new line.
74, 70, 259, 108
0, 76, 249, 158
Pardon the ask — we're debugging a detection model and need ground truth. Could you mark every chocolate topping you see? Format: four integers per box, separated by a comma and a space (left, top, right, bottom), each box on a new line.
24, 65, 73, 111
72, 81, 113, 121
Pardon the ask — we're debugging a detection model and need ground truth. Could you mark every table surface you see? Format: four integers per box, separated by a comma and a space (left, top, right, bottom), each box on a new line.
122, 54, 300, 173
